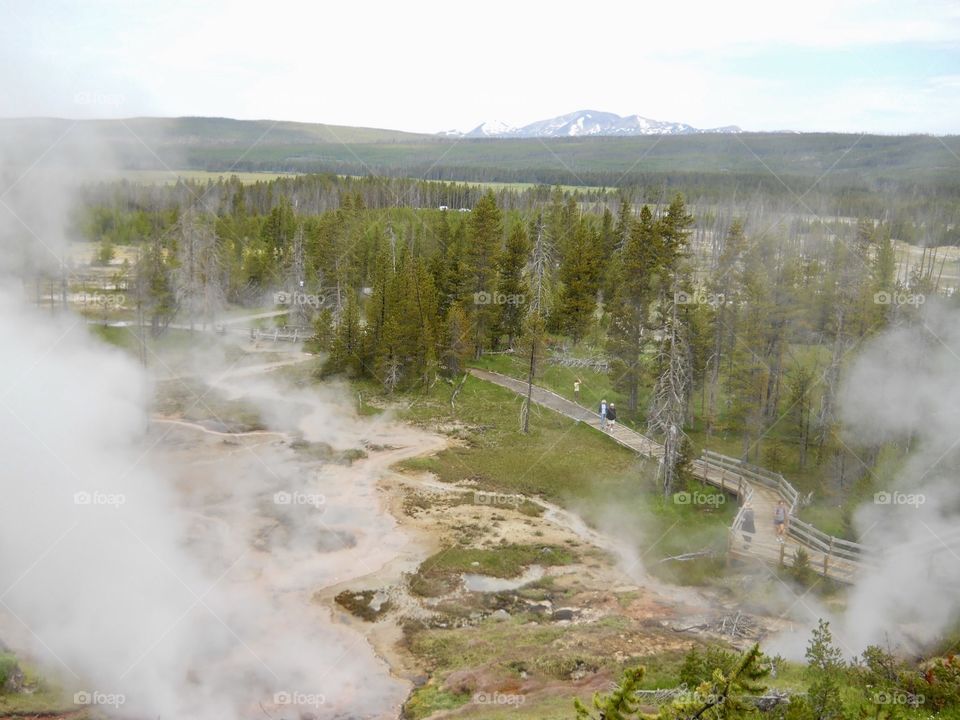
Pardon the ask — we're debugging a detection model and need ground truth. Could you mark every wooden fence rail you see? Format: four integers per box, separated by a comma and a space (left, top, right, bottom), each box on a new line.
701, 450, 872, 577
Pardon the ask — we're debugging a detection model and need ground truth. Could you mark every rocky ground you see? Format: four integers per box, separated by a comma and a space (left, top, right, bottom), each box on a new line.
322, 440, 797, 719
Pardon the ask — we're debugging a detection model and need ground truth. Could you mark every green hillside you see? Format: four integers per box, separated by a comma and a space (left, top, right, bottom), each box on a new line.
2, 117, 957, 193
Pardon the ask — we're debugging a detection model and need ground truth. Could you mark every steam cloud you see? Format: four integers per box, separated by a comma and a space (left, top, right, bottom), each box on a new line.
837, 301, 960, 653
0, 129, 416, 718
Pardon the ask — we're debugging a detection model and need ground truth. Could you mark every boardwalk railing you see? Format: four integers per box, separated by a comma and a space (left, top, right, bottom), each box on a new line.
701, 450, 800, 515
729, 485, 755, 536
701, 450, 872, 576
246, 326, 310, 343
466, 368, 878, 582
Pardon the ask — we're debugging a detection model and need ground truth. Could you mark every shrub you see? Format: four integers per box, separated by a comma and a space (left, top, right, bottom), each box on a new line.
0, 654, 22, 693
791, 546, 816, 585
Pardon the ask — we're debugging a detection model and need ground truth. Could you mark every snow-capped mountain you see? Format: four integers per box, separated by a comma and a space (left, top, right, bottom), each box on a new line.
455, 110, 741, 138
465, 119, 518, 137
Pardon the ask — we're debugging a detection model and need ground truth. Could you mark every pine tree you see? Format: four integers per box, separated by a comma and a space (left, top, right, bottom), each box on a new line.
654, 194, 693, 297
492, 222, 529, 348
805, 620, 846, 720
556, 217, 601, 343
465, 191, 503, 357
442, 302, 471, 376
262, 196, 296, 269
405, 252, 440, 385
133, 236, 176, 339
574, 665, 645, 720
614, 193, 633, 253
324, 289, 362, 377
363, 242, 392, 375
607, 205, 659, 415
660, 643, 770, 719
545, 186, 573, 253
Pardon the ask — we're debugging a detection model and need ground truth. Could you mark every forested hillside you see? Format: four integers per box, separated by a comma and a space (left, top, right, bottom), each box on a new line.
4, 117, 959, 221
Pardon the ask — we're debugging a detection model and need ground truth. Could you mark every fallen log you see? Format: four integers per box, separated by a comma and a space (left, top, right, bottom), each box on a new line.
658, 548, 714, 563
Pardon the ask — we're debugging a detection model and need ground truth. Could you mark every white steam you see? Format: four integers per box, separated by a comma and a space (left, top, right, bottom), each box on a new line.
0, 128, 423, 719
837, 302, 960, 653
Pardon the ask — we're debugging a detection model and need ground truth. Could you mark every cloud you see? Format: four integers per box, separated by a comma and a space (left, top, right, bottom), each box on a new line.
1, 0, 958, 133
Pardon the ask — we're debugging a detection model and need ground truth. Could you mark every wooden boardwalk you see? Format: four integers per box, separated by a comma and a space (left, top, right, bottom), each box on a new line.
468, 368, 863, 583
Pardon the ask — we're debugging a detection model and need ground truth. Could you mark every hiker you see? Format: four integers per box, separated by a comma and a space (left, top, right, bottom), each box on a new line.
606, 402, 617, 429
741, 502, 756, 547
774, 499, 788, 544
574, 377, 582, 404
599, 399, 608, 430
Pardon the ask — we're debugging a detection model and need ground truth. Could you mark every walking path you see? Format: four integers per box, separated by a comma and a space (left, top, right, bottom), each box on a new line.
468, 368, 861, 582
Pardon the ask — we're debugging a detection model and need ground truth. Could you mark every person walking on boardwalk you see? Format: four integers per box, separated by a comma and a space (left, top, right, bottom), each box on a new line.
606, 402, 617, 429
774, 499, 788, 543
574, 377, 582, 404
599, 399, 608, 430
741, 501, 756, 547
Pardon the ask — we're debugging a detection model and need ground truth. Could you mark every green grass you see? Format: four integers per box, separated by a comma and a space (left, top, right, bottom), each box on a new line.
395, 375, 651, 501
470, 351, 646, 430
153, 378, 265, 431
423, 545, 576, 579
0, 657, 78, 716
470, 340, 870, 544
88, 324, 217, 355
411, 544, 577, 597
385, 375, 735, 584
0, 692, 81, 716
403, 683, 471, 720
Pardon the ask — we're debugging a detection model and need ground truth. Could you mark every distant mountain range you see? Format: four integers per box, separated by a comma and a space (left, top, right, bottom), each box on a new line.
2, 116, 951, 194
441, 110, 742, 138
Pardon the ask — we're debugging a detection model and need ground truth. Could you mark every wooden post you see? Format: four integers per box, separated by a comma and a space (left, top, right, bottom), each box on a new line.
779, 542, 786, 567
721, 470, 726, 495
824, 537, 834, 576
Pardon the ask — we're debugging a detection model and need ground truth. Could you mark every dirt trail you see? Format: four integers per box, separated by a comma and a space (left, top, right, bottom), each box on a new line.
151, 417, 287, 438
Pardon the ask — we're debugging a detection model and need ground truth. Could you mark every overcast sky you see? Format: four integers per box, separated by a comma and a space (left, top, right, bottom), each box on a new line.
2, 0, 958, 134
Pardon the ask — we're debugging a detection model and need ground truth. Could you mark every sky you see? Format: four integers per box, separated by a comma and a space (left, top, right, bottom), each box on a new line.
1, 0, 958, 135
